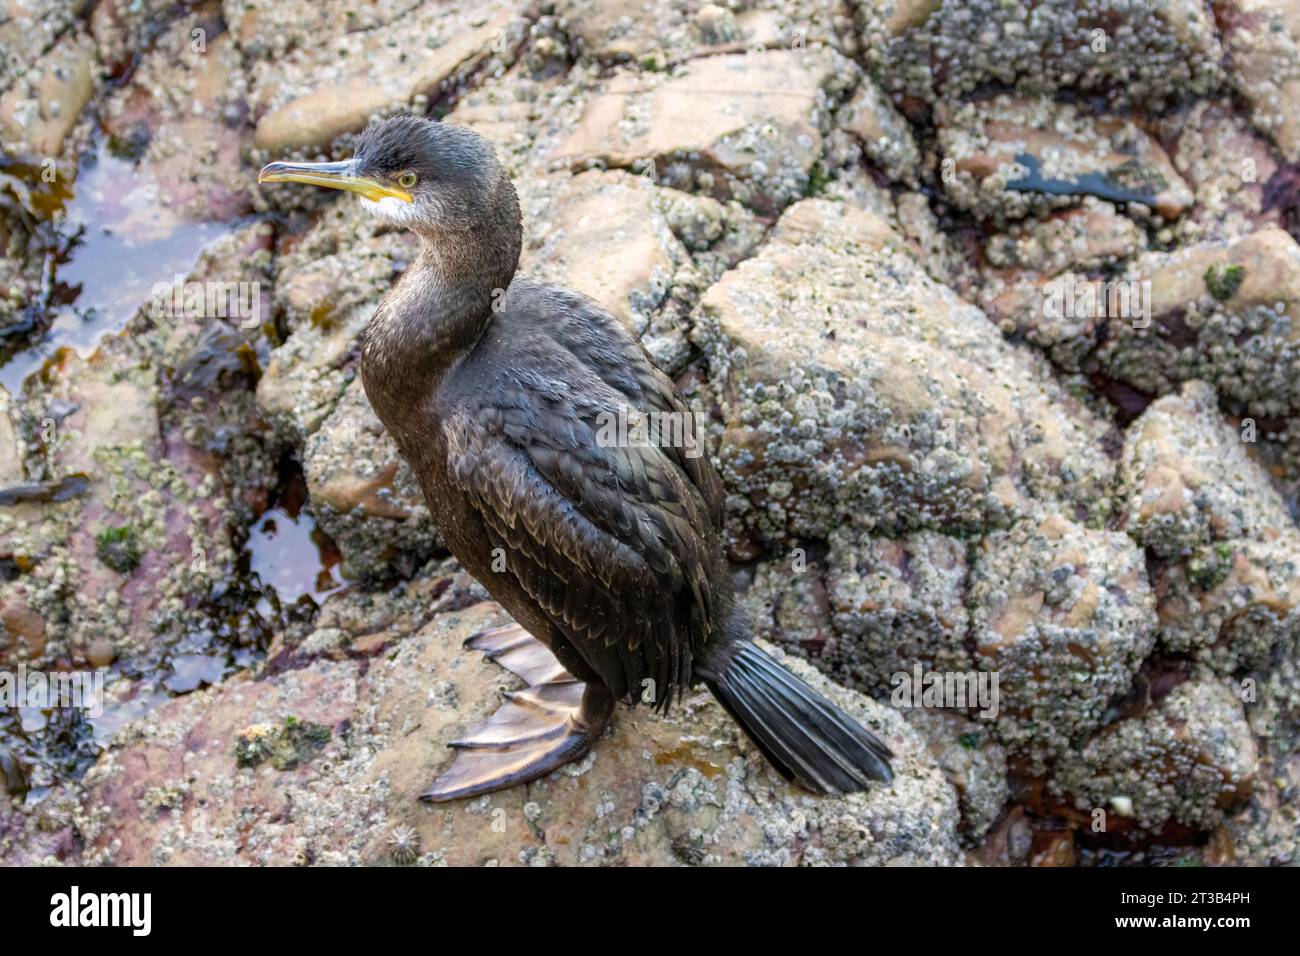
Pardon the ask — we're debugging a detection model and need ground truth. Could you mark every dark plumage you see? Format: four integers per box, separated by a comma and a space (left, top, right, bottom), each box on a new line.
258, 115, 893, 800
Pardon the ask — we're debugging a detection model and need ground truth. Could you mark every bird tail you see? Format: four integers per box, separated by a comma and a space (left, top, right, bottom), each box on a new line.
701, 640, 894, 795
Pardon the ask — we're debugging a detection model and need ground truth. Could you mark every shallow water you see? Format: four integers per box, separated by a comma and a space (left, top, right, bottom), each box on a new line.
247, 506, 346, 609
0, 138, 232, 394
0, 134, 349, 805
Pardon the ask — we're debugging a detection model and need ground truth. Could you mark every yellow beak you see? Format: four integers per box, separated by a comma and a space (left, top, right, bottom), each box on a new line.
256, 159, 412, 203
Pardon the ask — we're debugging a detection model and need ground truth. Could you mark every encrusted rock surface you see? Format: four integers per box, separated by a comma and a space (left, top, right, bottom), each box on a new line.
937, 95, 1194, 223
969, 514, 1157, 769
1051, 678, 1258, 833
859, 0, 1224, 109
14, 595, 961, 866
3, 0, 1300, 868
692, 198, 1114, 548
1120, 382, 1300, 673
551, 47, 856, 214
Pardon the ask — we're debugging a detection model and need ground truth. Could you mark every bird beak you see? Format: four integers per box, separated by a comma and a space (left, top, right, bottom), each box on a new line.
256, 159, 413, 202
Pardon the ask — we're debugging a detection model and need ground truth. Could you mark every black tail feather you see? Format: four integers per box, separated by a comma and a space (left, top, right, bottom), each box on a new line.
703, 642, 893, 795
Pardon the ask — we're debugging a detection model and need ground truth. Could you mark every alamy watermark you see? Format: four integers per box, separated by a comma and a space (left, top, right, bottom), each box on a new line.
1042, 273, 1151, 329
0, 665, 106, 718
149, 274, 262, 329
890, 663, 999, 720
50, 886, 151, 936
595, 404, 706, 459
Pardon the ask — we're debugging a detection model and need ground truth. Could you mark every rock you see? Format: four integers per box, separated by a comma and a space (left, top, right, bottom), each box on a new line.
979, 202, 1149, 361
1222, 0, 1300, 163
0, 221, 276, 668
519, 170, 702, 369
257, 200, 414, 443
1120, 381, 1295, 557
249, 0, 521, 155
0, 0, 80, 89
0, 348, 221, 665
936, 95, 1193, 223
1120, 382, 1300, 671
69, 599, 962, 865
1108, 229, 1300, 417
440, 59, 591, 180
137, 221, 280, 526
822, 528, 971, 695
99, 20, 254, 222
1159, 99, 1280, 245
739, 552, 836, 656
0, 586, 47, 662
859, 0, 1223, 109
0, 351, 164, 664
969, 514, 1157, 768
550, 48, 856, 214
303, 380, 439, 581
691, 197, 1114, 548
836, 74, 920, 186
659, 191, 767, 285
260, 320, 377, 438
656, 189, 728, 252
904, 709, 1008, 843
85, 637, 115, 668
0, 388, 24, 485
1223, 747, 1300, 865
1155, 539, 1300, 672
558, 0, 859, 67
263, 558, 477, 661
1052, 678, 1258, 833
89, 0, 200, 76
982, 201, 1145, 281
222, 0, 427, 62
0, 27, 97, 158
990, 228, 1300, 418
888, 190, 973, 292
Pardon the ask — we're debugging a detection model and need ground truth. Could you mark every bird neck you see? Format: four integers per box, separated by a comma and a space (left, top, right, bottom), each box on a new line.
363, 213, 521, 390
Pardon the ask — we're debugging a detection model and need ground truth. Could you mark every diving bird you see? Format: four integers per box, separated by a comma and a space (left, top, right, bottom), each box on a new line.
258, 116, 893, 801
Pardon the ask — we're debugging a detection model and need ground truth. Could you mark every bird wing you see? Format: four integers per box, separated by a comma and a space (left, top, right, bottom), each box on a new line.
523, 281, 726, 530
443, 369, 719, 709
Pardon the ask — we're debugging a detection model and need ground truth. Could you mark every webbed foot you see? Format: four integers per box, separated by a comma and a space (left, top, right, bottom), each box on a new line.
420, 623, 614, 802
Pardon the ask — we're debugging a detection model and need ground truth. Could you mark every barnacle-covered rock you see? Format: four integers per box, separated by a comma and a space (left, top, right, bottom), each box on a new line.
858, 0, 1223, 110
821, 528, 971, 695
1120, 382, 1300, 671
303, 379, 437, 581
550, 47, 857, 215
990, 228, 1300, 419
0, 222, 275, 670
905, 709, 1008, 844
1120, 381, 1294, 556
48, 598, 961, 866
691, 197, 1115, 548
516, 170, 703, 370
557, 0, 859, 67
246, 0, 522, 156
969, 514, 1157, 768
1222, 0, 1300, 163
935, 95, 1193, 224
1052, 678, 1258, 833
0, 27, 97, 159
1104, 229, 1300, 418
98, 17, 253, 223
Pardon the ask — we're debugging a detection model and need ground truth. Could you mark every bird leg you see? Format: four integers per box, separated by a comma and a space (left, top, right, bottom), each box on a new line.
420, 622, 614, 802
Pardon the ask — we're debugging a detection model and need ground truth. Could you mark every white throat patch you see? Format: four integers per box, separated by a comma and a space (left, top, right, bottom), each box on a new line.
360, 195, 420, 226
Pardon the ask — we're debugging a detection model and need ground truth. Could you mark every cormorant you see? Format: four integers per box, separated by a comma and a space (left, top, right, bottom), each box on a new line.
258, 116, 893, 801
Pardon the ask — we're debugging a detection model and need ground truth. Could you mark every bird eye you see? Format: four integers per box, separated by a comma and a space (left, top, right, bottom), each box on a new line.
398, 172, 418, 189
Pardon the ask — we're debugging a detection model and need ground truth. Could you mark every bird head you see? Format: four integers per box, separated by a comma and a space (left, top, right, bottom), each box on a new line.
257, 116, 511, 233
